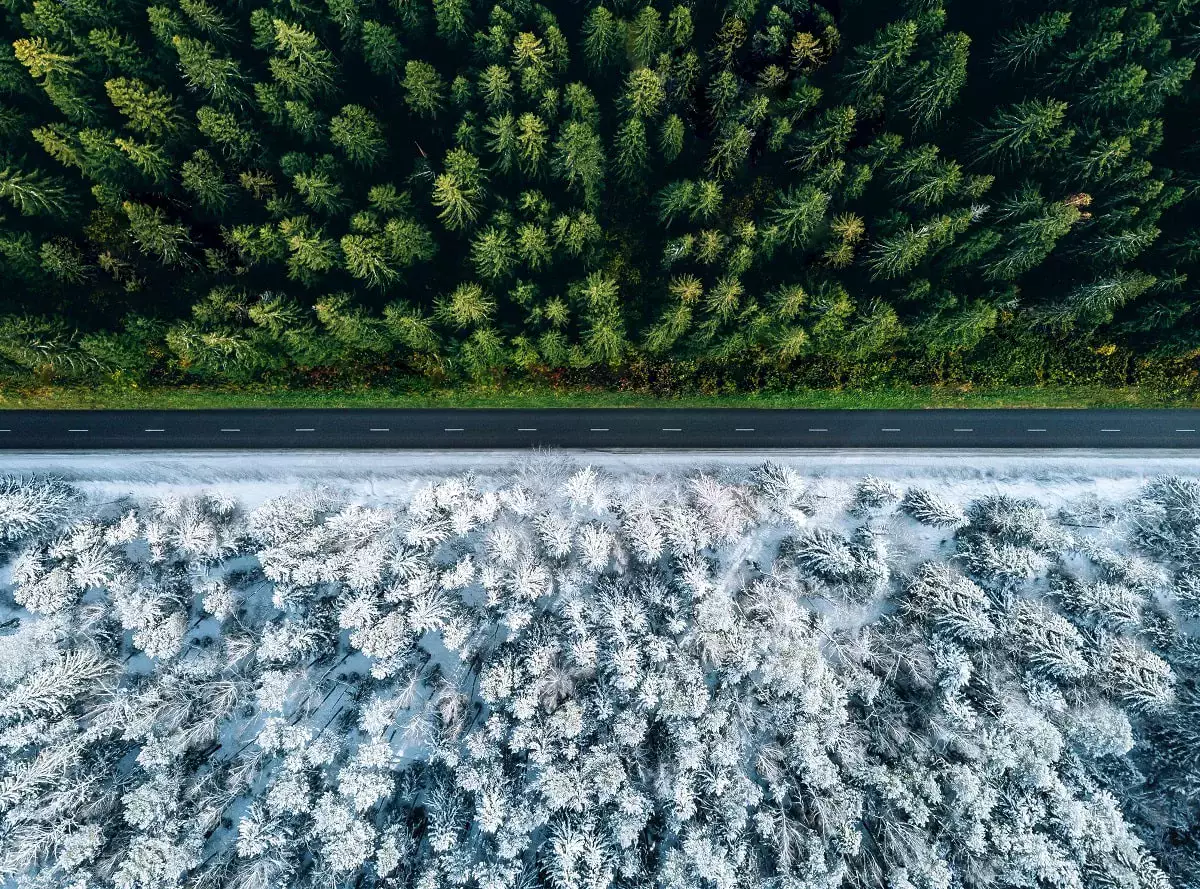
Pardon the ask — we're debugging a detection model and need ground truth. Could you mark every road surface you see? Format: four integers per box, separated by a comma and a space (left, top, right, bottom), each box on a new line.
0, 409, 1196, 449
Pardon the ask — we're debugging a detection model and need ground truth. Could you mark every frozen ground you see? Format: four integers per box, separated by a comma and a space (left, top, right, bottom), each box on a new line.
1, 448, 1197, 508
1, 450, 1198, 889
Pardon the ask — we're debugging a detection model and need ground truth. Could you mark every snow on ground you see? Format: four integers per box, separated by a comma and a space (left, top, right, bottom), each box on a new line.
1, 447, 1196, 507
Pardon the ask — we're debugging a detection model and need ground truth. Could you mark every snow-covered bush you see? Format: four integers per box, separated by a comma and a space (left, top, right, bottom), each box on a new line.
0, 465, 1196, 889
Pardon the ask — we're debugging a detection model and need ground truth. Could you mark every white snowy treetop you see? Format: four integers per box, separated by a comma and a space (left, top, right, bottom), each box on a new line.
0, 465, 1194, 889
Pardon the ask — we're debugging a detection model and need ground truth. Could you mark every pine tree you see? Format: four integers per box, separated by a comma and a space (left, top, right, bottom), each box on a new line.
901, 32, 969, 129
841, 19, 918, 101
123, 202, 193, 266
329, 105, 386, 167
770, 186, 830, 248
432, 148, 486, 230
553, 121, 605, 205
270, 19, 336, 100
172, 36, 248, 105
180, 149, 233, 211
104, 78, 183, 137
361, 21, 404, 79
437, 282, 494, 328
404, 61, 445, 117
991, 11, 1071, 70
582, 7, 621, 71
471, 227, 515, 280
974, 99, 1074, 167
0, 164, 72, 217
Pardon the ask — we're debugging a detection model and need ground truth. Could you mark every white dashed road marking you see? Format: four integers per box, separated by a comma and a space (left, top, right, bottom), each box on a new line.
1101, 429, 1120, 432
1027, 428, 1046, 432
68, 428, 88, 433
444, 428, 464, 432
735, 428, 755, 432
882, 428, 900, 432
808, 428, 828, 432
1178, 429, 1196, 433
954, 428, 974, 432
370, 428, 389, 432
590, 428, 609, 432
295, 428, 314, 432
221, 428, 240, 432
517, 427, 537, 432
144, 428, 164, 432
662, 428, 681, 432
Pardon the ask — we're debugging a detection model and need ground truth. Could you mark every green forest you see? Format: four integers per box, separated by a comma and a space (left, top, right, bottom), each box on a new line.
0, 0, 1197, 398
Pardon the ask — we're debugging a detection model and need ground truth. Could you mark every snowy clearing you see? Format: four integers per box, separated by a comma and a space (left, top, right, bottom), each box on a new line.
0, 451, 1198, 889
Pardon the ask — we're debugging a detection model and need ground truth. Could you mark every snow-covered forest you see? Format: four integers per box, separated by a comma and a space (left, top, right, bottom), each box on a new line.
1, 454, 1199, 889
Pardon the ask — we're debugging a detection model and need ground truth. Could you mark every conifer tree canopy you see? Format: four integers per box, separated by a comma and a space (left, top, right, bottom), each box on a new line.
0, 0, 1196, 389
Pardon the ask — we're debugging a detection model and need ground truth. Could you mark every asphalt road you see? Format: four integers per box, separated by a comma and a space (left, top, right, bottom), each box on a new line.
0, 409, 1197, 449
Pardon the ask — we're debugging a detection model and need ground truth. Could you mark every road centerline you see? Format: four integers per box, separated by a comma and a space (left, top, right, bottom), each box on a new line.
3, 410, 1199, 450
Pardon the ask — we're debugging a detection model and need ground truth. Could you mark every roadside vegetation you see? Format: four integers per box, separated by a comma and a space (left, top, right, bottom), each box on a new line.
0, 0, 1197, 401
1, 382, 1196, 410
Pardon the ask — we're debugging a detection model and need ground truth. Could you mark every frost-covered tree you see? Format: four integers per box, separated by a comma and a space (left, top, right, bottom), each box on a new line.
0, 461, 1196, 889
900, 486, 966, 527
0, 475, 76, 545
